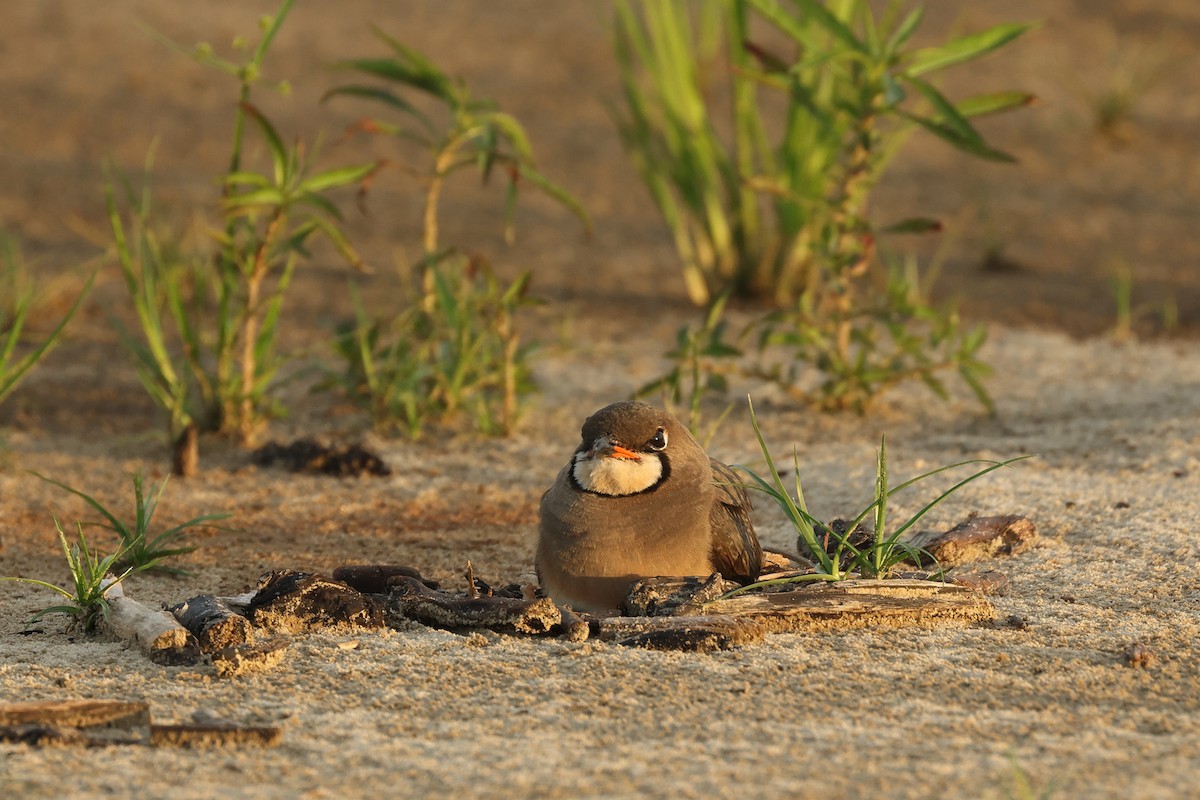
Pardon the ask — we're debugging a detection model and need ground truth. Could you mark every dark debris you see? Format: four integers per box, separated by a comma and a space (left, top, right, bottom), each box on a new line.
251, 438, 390, 477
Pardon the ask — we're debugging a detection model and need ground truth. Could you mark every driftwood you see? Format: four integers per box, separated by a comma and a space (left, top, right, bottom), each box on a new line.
102, 580, 200, 665
592, 577, 992, 650
592, 614, 765, 651
0, 724, 100, 746
246, 570, 386, 633
170, 595, 255, 653
51, 513, 1032, 669
907, 515, 1038, 566
149, 722, 281, 748
0, 699, 150, 730
0, 700, 279, 748
701, 579, 993, 634
385, 576, 561, 635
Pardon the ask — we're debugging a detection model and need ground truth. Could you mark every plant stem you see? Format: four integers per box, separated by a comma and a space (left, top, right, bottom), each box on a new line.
238, 209, 285, 445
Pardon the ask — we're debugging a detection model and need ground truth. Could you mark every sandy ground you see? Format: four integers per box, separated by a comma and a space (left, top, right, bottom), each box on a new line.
2, 2, 1200, 799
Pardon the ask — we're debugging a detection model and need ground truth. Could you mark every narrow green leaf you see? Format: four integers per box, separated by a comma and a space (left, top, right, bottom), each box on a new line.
903, 76, 984, 143
956, 91, 1037, 119
881, 217, 943, 235
238, 103, 289, 186
901, 111, 1017, 162
884, 7, 925, 58
297, 161, 379, 195
907, 22, 1035, 77
321, 85, 435, 131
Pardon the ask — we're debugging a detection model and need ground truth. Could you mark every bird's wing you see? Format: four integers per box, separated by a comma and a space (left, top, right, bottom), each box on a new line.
708, 458, 762, 584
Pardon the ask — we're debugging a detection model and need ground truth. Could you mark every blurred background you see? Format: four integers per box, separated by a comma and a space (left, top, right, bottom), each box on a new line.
1, 0, 1197, 345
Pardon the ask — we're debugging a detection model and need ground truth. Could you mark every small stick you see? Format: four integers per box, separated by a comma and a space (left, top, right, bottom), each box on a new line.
556, 605, 590, 643
465, 561, 479, 600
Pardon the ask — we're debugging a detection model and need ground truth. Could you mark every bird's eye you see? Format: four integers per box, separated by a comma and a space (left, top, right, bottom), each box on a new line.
648, 427, 668, 451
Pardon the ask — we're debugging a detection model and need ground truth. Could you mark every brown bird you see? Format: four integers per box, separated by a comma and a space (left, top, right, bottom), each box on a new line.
536, 401, 761, 611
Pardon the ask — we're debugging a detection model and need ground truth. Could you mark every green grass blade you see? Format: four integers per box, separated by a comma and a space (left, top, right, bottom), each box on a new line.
891, 456, 1033, 541
31, 472, 132, 540
0, 576, 76, 601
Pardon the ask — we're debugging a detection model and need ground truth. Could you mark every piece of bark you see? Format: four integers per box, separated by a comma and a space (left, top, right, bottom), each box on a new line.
556, 605, 590, 643
622, 575, 741, 617
211, 637, 290, 678
592, 615, 765, 651
385, 576, 561, 635
149, 722, 281, 748
945, 567, 1011, 596
0, 699, 150, 730
0, 724, 97, 746
216, 592, 257, 615
102, 580, 201, 666
332, 564, 440, 594
170, 595, 255, 653
247, 570, 386, 634
906, 515, 1038, 567
700, 579, 994, 634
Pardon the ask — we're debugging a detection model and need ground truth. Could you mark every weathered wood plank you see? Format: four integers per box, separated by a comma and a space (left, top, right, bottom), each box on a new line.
702, 579, 994, 633
0, 699, 149, 730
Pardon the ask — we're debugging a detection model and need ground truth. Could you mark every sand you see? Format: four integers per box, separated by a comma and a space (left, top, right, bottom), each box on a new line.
2, 327, 1198, 799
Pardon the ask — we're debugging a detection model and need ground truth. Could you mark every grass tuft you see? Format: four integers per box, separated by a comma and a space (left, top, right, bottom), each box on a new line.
31, 471, 228, 576
725, 396, 1030, 596
1, 522, 137, 633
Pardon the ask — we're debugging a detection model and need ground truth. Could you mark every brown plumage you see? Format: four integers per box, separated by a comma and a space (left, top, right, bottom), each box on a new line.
536, 401, 761, 611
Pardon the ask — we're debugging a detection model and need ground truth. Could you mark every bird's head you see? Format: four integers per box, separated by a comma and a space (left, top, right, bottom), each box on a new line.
570, 402, 688, 496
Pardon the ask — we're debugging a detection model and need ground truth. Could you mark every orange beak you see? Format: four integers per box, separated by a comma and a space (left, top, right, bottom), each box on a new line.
595, 443, 639, 460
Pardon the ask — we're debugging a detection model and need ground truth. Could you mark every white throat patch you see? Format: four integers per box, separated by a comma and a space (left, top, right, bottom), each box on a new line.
572, 450, 663, 496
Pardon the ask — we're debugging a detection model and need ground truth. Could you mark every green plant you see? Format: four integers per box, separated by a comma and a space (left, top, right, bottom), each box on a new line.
751, 253, 994, 412
324, 30, 589, 436
327, 26, 590, 266
635, 292, 741, 443
724, 396, 1028, 593
32, 471, 228, 575
615, 1, 1031, 413
106, 156, 203, 458
1, 521, 138, 632
113, 0, 378, 458
640, 251, 993, 416
614, 0, 1034, 306
0, 234, 94, 408
332, 255, 537, 437
1107, 258, 1179, 342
